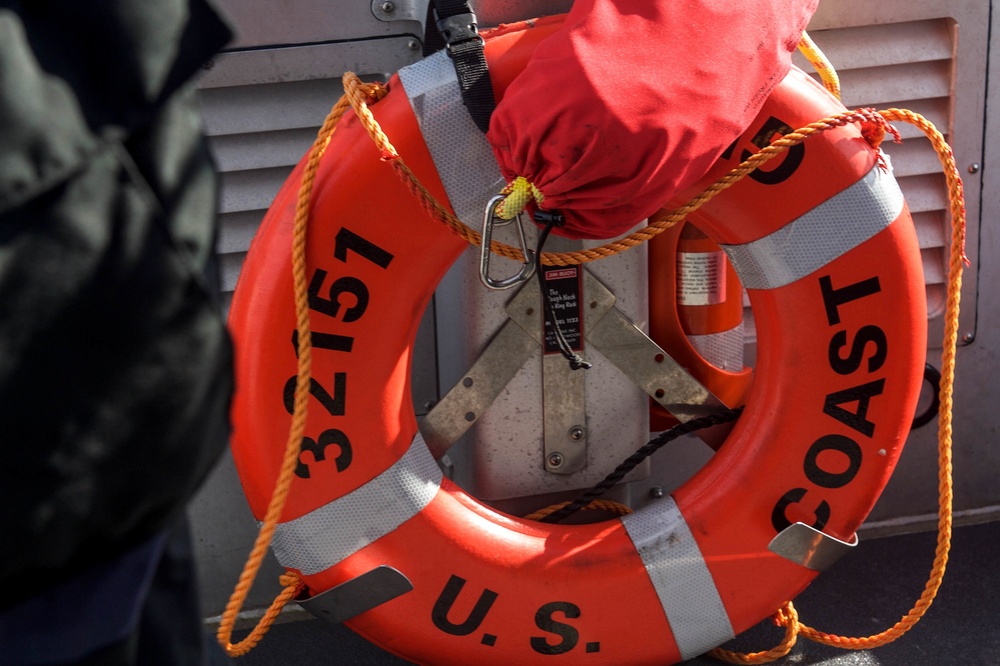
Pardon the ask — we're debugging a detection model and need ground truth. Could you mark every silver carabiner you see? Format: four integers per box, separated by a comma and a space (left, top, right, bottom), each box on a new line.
479, 194, 536, 290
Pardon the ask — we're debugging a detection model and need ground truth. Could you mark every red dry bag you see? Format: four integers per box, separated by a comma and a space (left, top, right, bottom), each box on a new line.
487, 0, 819, 239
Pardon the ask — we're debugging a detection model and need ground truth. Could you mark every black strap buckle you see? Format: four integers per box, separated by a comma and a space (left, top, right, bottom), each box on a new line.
435, 10, 484, 53
427, 1, 495, 134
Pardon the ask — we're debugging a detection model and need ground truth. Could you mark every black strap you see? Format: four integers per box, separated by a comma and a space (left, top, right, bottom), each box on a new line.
423, 0, 496, 134
422, 1, 445, 55
535, 212, 592, 371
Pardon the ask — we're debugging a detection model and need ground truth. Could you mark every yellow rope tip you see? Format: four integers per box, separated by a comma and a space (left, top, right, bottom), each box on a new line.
496, 176, 544, 220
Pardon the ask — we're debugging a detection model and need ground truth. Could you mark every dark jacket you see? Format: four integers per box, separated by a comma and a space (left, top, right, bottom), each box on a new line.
0, 1, 233, 611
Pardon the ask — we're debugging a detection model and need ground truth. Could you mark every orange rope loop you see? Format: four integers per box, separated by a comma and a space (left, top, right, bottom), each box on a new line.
708, 602, 800, 664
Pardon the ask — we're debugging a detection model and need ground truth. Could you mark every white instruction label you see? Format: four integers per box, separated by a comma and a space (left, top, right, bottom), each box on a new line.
677, 251, 726, 306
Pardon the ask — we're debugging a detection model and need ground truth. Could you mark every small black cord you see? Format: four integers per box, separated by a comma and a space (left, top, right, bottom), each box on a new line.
535, 217, 591, 371
540, 406, 744, 523
911, 363, 941, 430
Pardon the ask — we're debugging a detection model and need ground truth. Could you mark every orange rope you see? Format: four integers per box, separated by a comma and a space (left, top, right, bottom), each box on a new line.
708, 603, 802, 665
524, 498, 633, 522
220, 73, 963, 661
215, 82, 388, 656
342, 73, 899, 267
710, 108, 965, 663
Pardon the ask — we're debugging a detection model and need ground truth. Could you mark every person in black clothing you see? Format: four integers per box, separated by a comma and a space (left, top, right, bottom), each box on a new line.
0, 2, 234, 663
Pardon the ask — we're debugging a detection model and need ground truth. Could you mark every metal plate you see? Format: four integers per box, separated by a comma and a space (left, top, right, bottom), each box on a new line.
433, 230, 652, 501
583, 272, 727, 421
420, 320, 537, 459
768, 522, 859, 572
297, 566, 414, 625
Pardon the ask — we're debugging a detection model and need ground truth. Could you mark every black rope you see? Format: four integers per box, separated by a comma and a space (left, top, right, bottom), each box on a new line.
535, 215, 592, 371
539, 406, 745, 523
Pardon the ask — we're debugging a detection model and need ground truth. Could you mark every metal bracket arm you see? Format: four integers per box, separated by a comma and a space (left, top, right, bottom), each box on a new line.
297, 565, 414, 625
581, 271, 728, 422
420, 319, 537, 459
768, 522, 859, 572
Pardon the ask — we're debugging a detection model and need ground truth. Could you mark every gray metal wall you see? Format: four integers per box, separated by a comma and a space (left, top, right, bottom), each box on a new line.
189, 0, 1000, 618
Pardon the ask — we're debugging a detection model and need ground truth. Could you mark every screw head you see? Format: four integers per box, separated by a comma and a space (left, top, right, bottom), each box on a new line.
547, 452, 564, 468
407, 39, 420, 51
649, 486, 665, 499
568, 426, 585, 441
380, 1, 396, 12
969, 163, 981, 174
962, 331, 975, 344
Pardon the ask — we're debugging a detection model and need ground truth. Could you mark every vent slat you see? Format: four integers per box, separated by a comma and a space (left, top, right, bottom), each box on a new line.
209, 127, 316, 172
794, 20, 953, 70
219, 166, 294, 215
199, 79, 344, 136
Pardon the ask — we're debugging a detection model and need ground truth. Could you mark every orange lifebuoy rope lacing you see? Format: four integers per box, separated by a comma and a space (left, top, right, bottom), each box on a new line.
218, 66, 966, 663
523, 498, 633, 522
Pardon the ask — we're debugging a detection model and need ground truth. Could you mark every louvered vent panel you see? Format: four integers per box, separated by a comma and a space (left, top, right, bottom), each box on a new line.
201, 19, 957, 322
792, 18, 956, 320
200, 78, 347, 294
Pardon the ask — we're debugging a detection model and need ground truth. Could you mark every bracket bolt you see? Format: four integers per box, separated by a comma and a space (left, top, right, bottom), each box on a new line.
569, 426, 585, 441
547, 452, 564, 468
380, 1, 396, 12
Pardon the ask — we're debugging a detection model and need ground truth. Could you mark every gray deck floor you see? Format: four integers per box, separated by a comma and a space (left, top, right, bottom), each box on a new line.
230, 520, 1000, 665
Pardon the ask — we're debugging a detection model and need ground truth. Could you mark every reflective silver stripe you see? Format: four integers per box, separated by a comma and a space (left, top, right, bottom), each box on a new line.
622, 498, 734, 660
720, 163, 905, 290
271, 434, 442, 575
398, 51, 505, 231
688, 322, 745, 372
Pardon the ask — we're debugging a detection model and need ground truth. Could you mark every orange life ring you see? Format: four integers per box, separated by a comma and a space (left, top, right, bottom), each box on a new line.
229, 15, 926, 665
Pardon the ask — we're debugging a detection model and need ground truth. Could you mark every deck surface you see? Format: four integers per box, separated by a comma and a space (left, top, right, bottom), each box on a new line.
229, 520, 1000, 665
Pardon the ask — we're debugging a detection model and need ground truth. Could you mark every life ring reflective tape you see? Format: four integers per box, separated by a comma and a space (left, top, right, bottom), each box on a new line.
229, 15, 926, 666
270, 434, 442, 576
720, 163, 905, 289
621, 496, 735, 655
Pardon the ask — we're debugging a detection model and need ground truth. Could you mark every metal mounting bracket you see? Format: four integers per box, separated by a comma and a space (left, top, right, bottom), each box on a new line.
421, 267, 735, 465
297, 565, 414, 625
506, 273, 615, 475
420, 319, 537, 460
768, 522, 859, 572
